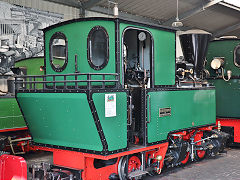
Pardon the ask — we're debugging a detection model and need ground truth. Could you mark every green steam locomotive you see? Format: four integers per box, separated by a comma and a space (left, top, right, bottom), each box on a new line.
0, 57, 43, 154
12, 18, 228, 180
206, 38, 240, 144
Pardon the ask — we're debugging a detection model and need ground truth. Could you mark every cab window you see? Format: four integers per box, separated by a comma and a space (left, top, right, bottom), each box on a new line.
87, 26, 109, 70
50, 32, 68, 72
234, 44, 240, 67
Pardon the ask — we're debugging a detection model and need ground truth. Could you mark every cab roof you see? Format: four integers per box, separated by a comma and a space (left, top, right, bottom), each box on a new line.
43, 17, 177, 33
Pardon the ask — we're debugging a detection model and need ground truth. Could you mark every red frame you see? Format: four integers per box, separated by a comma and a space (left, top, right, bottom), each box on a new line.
34, 142, 169, 180
3, 125, 218, 179
217, 118, 240, 143
32, 127, 216, 179
0, 127, 28, 133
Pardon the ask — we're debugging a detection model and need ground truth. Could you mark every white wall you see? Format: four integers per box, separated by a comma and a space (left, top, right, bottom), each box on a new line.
176, 31, 183, 58
1, 0, 80, 20
85, 10, 113, 18
0, 0, 184, 59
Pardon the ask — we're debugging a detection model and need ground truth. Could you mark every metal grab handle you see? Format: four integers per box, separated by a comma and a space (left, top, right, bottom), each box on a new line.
128, 96, 133, 125
75, 54, 79, 73
147, 94, 151, 123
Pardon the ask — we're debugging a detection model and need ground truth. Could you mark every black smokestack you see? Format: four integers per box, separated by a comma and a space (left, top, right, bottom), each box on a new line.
179, 30, 211, 78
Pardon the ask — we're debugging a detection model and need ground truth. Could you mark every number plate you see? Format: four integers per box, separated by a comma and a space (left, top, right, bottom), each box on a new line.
159, 108, 171, 117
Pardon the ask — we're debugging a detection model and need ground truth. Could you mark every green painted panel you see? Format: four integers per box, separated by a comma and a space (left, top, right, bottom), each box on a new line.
147, 89, 216, 143
93, 92, 127, 151
15, 57, 45, 89
45, 21, 116, 75
206, 40, 240, 77
153, 30, 175, 85
206, 40, 240, 118
119, 23, 175, 85
15, 57, 44, 75
209, 79, 240, 118
17, 93, 103, 151
0, 97, 25, 130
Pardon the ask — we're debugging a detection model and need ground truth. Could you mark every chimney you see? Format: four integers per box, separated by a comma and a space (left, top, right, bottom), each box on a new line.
179, 30, 211, 78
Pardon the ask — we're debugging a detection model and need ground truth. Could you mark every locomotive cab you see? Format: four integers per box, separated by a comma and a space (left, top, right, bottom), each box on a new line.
123, 28, 153, 88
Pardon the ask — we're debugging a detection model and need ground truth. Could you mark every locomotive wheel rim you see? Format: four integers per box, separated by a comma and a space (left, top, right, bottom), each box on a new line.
118, 156, 127, 180
181, 152, 190, 164
118, 155, 142, 180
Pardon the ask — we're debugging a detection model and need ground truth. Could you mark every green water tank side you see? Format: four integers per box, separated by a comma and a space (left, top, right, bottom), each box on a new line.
93, 92, 128, 151
0, 97, 26, 130
16, 93, 103, 151
147, 89, 216, 143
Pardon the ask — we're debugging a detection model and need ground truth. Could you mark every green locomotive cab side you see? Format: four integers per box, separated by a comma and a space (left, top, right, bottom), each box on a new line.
44, 20, 117, 87
44, 19, 176, 88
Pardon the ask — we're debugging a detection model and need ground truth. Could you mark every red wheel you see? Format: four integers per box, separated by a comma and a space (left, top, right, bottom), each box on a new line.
128, 156, 141, 173
181, 152, 190, 165
118, 155, 142, 179
194, 132, 206, 160
196, 150, 206, 159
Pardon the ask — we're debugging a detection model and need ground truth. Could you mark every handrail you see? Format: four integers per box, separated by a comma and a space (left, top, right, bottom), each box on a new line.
15, 72, 119, 91
15, 80, 118, 84
17, 73, 118, 78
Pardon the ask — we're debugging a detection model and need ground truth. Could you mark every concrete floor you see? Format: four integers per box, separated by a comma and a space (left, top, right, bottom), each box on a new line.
25, 148, 240, 180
